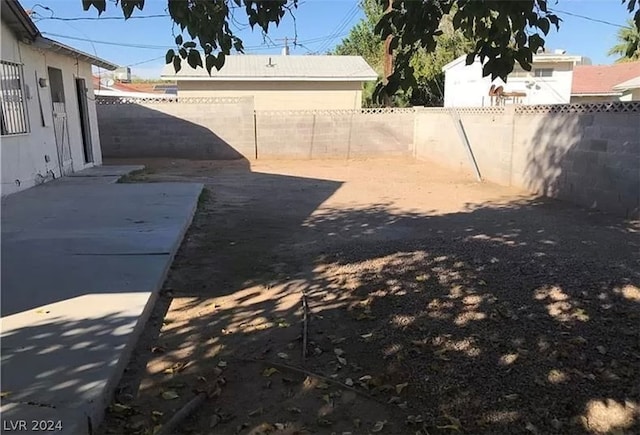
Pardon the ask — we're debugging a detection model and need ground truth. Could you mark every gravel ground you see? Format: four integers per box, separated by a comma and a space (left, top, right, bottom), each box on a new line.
100, 158, 639, 435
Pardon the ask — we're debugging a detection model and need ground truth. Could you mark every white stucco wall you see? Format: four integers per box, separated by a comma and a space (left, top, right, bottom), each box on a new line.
444, 59, 575, 107
1, 25, 102, 196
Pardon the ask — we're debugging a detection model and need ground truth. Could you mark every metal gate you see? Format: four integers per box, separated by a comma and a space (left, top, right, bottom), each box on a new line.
52, 102, 73, 175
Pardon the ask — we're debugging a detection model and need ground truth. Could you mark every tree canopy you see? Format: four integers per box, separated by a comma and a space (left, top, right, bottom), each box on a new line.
608, 19, 640, 62
334, 1, 474, 106
83, 0, 640, 99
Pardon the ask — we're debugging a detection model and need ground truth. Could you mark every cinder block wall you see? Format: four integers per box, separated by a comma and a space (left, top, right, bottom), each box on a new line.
255, 111, 414, 159
98, 98, 256, 160
414, 105, 640, 218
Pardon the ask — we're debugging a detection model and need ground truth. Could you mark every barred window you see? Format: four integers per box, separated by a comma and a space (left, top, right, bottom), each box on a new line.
1, 60, 30, 135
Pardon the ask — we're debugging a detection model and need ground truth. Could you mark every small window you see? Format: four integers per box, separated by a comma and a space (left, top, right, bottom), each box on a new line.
534, 68, 554, 78
1, 60, 30, 135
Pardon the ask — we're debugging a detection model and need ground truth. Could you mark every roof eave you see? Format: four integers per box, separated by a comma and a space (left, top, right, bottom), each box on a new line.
571, 92, 623, 96
34, 37, 118, 70
2, 0, 40, 41
161, 75, 379, 82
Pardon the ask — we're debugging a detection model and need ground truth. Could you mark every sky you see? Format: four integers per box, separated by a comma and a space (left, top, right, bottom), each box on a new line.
27, 0, 634, 79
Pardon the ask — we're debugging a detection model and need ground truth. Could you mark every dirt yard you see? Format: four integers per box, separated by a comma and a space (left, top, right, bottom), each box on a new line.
100, 158, 639, 435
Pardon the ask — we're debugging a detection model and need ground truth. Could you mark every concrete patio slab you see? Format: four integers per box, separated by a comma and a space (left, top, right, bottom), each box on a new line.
68, 165, 145, 177
0, 171, 202, 434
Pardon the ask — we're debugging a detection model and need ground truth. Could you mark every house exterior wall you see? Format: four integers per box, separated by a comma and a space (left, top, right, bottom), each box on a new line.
176, 80, 364, 110
570, 95, 620, 104
570, 89, 640, 104
444, 60, 575, 107
1, 25, 102, 196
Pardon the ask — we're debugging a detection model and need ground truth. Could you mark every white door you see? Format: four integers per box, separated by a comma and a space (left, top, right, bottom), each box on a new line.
52, 102, 73, 175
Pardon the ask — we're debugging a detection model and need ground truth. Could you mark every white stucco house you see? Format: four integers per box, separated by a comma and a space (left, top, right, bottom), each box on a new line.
442, 50, 589, 107
1, 0, 117, 195
161, 53, 378, 111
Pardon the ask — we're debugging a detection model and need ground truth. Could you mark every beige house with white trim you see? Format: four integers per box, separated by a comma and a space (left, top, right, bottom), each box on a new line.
161, 54, 378, 110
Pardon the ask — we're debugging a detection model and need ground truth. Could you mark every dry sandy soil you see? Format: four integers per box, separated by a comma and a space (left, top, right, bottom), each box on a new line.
100, 158, 639, 435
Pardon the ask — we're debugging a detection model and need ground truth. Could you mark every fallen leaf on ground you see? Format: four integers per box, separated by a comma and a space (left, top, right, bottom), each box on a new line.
415, 274, 428, 282
275, 318, 290, 328
359, 375, 372, 382
396, 382, 409, 394
334, 348, 345, 356
151, 411, 163, 418
163, 362, 187, 375
388, 396, 400, 404
504, 393, 519, 401
277, 352, 289, 360
217, 360, 227, 368
161, 390, 179, 400
262, 367, 279, 377
287, 407, 302, 414
209, 414, 221, 428
337, 356, 347, 365
407, 415, 424, 424
332, 337, 346, 344
317, 418, 332, 427
596, 345, 607, 355
372, 420, 387, 433
110, 403, 132, 413
345, 378, 354, 386
360, 333, 373, 339
248, 407, 263, 417
315, 381, 329, 390
479, 280, 487, 286
525, 422, 539, 434
437, 415, 462, 431
274, 423, 285, 430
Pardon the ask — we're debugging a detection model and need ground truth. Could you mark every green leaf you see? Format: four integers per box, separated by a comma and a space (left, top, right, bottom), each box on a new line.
173, 56, 182, 73
175, 34, 183, 45
187, 49, 203, 69
83, 0, 105, 13
179, 48, 187, 59
184, 41, 197, 49
165, 49, 175, 65
537, 17, 550, 35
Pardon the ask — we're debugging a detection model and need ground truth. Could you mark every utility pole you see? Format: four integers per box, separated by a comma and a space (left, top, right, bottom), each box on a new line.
382, 0, 394, 107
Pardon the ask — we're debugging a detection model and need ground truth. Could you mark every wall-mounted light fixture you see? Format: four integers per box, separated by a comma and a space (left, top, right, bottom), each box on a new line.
38, 77, 48, 88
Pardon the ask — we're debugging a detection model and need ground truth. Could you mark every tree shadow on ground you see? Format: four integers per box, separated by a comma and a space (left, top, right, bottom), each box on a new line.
98, 159, 639, 435
522, 109, 639, 219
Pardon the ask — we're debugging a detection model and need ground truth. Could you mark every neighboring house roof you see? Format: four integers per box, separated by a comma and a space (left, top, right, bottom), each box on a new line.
571, 62, 640, 96
612, 75, 640, 92
1, 0, 117, 70
92, 76, 177, 98
442, 51, 585, 72
161, 55, 378, 82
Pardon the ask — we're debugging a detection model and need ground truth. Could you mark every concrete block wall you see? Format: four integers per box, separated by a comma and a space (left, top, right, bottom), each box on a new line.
512, 112, 639, 217
415, 105, 640, 217
98, 98, 256, 160
255, 111, 413, 159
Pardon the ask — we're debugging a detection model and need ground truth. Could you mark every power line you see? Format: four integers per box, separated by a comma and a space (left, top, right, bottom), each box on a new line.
34, 13, 170, 21
549, 8, 632, 29
314, 3, 360, 54
41, 31, 352, 52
